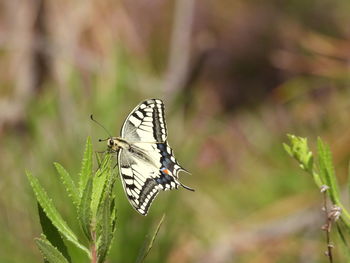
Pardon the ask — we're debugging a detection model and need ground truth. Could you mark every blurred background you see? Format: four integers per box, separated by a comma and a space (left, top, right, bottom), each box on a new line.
1, 0, 350, 262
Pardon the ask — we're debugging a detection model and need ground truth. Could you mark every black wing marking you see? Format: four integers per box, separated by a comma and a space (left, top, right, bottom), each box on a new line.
155, 142, 194, 191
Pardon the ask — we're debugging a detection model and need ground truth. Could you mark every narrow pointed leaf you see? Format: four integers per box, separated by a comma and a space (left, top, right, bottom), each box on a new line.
317, 138, 340, 203
35, 237, 69, 263
95, 151, 103, 168
79, 177, 93, 241
336, 222, 350, 260
348, 161, 350, 204
282, 143, 292, 157
97, 166, 117, 263
79, 137, 93, 197
337, 222, 349, 247
97, 194, 113, 263
91, 154, 112, 217
136, 214, 165, 263
54, 163, 79, 210
110, 198, 117, 233
38, 204, 71, 262
26, 171, 90, 256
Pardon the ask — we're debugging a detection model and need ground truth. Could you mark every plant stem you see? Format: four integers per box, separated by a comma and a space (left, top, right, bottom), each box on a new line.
323, 192, 333, 263
91, 231, 97, 263
312, 170, 350, 229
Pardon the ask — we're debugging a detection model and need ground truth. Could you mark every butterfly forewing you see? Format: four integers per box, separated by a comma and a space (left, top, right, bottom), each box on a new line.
121, 99, 167, 143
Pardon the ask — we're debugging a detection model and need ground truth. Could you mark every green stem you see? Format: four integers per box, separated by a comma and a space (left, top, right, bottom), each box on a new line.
312, 171, 323, 188
91, 231, 97, 263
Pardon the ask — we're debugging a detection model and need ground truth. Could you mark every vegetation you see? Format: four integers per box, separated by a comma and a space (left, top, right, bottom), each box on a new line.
2, 0, 350, 262
26, 138, 164, 263
284, 135, 350, 262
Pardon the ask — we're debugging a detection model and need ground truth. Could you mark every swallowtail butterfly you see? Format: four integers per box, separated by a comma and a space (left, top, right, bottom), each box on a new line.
105, 99, 194, 215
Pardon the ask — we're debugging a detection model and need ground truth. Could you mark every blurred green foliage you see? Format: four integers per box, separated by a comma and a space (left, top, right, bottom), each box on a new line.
285, 135, 350, 258
2, 0, 350, 262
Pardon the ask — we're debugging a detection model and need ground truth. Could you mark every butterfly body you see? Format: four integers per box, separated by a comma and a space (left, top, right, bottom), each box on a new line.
107, 99, 193, 215
107, 137, 129, 152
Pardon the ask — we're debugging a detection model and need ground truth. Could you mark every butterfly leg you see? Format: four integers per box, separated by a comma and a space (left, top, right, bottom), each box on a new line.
94, 150, 106, 171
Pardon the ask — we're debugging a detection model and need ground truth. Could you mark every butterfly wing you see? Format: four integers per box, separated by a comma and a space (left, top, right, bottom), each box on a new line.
118, 149, 160, 215
118, 98, 193, 215
118, 141, 192, 215
121, 99, 167, 143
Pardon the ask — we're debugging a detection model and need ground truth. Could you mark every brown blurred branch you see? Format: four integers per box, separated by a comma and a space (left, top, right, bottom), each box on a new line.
163, 0, 195, 100
0, 0, 50, 134
322, 190, 334, 263
32, 0, 50, 93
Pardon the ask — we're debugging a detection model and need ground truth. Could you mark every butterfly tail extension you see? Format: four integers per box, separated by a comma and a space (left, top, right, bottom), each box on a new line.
176, 180, 195, 192
179, 181, 195, 192
179, 166, 191, 175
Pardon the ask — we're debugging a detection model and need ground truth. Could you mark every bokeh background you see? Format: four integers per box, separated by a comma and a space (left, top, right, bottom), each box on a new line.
1, 0, 350, 262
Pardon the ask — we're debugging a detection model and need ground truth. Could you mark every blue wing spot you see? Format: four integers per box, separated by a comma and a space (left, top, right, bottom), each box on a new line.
166, 174, 173, 181
162, 158, 170, 167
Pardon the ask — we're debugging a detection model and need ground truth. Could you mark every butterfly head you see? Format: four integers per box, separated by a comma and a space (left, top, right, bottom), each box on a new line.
106, 137, 119, 152
107, 138, 114, 147
106, 137, 129, 153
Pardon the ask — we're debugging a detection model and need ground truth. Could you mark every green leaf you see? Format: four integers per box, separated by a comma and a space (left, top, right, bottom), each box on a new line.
284, 134, 324, 187
96, 164, 117, 263
38, 203, 71, 263
54, 163, 79, 210
136, 214, 165, 263
79, 137, 93, 197
35, 236, 69, 263
317, 138, 340, 204
97, 194, 113, 263
79, 177, 93, 241
336, 222, 350, 260
91, 154, 112, 218
284, 134, 314, 172
110, 197, 117, 233
282, 143, 292, 157
26, 171, 90, 257
337, 222, 349, 247
95, 151, 102, 168
348, 161, 350, 204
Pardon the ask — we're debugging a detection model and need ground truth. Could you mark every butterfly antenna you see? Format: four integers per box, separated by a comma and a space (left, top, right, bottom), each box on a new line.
90, 114, 113, 138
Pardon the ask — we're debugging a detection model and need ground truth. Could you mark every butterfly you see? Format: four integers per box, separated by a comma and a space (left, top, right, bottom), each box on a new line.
101, 99, 194, 215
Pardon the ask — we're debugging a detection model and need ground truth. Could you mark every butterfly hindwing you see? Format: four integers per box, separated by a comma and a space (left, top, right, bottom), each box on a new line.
118, 142, 184, 215
118, 149, 158, 215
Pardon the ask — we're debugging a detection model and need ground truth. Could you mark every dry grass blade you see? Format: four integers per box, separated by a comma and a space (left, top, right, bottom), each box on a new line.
136, 214, 166, 263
